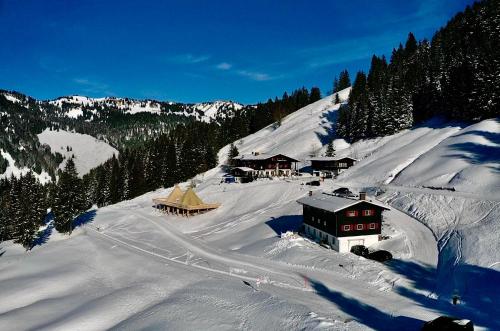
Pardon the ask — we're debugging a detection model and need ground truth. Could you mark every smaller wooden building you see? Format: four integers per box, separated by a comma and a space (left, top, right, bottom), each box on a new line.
153, 185, 220, 217
297, 191, 389, 252
229, 167, 256, 183
310, 156, 357, 177
232, 153, 299, 177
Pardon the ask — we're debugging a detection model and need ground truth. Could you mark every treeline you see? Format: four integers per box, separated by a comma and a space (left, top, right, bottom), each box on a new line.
0, 84, 322, 249
217, 86, 322, 144
0, 172, 48, 247
336, 0, 500, 142
82, 121, 220, 207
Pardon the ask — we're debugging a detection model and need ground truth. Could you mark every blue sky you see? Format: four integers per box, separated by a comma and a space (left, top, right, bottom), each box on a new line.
0, 0, 474, 104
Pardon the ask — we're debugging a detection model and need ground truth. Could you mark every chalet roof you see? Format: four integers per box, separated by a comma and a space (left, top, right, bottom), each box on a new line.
153, 186, 220, 211
233, 153, 299, 162
297, 192, 389, 213
309, 156, 358, 162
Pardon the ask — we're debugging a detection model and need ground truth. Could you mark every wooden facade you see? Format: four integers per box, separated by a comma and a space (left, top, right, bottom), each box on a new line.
233, 153, 299, 177
297, 192, 389, 252
302, 201, 385, 238
310, 157, 356, 176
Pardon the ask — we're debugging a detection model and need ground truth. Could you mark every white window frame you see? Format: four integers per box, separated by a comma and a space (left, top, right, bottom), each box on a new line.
369, 223, 376, 230
363, 209, 374, 216
356, 224, 364, 230
346, 210, 357, 217
343, 225, 351, 231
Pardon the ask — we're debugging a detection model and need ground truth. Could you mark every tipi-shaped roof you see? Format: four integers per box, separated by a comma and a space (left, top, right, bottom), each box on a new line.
179, 187, 204, 207
153, 185, 220, 212
165, 185, 184, 204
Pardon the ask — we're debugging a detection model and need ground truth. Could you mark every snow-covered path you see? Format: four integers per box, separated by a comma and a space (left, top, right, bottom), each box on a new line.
83, 199, 441, 328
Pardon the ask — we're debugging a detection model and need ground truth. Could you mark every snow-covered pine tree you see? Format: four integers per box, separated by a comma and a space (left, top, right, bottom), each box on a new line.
52, 159, 85, 234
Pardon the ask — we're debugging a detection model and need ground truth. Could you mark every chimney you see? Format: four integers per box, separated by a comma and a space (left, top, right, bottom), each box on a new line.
309, 190, 313, 196
359, 192, 367, 200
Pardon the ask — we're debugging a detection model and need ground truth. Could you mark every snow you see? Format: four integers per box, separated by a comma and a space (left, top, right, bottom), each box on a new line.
1, 90, 498, 329
0, 149, 52, 184
47, 95, 243, 122
218, 88, 351, 164
3, 93, 21, 104
194, 100, 244, 122
37, 129, 118, 176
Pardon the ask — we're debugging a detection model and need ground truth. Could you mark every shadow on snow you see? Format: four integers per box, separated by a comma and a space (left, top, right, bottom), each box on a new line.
31, 210, 97, 248
314, 108, 338, 146
265, 215, 303, 237
304, 275, 424, 330
303, 257, 500, 330
72, 209, 97, 229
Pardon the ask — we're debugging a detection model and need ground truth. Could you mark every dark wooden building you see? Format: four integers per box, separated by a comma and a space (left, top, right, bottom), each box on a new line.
297, 191, 389, 252
229, 167, 256, 183
232, 153, 299, 177
309, 156, 357, 176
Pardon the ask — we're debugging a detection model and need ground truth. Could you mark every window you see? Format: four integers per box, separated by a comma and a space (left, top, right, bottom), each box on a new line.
356, 224, 364, 230
312, 216, 315, 222
345, 210, 358, 217
323, 221, 327, 226
362, 209, 374, 216
369, 223, 377, 230
318, 218, 321, 224
339, 162, 347, 167
343, 225, 351, 231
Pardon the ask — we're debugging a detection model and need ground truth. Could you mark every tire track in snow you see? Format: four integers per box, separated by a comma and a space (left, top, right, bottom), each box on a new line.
87, 224, 311, 292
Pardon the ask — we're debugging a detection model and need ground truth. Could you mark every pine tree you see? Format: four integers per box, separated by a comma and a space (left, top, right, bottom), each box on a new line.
228, 143, 239, 166
52, 159, 85, 234
334, 93, 340, 104
332, 77, 339, 94
337, 70, 351, 91
309, 87, 321, 103
325, 141, 336, 157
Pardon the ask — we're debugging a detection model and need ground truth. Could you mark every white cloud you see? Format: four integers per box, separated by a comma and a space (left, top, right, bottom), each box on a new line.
168, 53, 211, 64
216, 62, 232, 70
236, 70, 274, 81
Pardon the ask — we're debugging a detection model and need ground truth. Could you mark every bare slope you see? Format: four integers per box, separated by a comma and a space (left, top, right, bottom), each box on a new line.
37, 128, 118, 176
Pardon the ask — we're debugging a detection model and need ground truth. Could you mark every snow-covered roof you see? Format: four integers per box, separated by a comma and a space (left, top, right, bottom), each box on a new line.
309, 156, 358, 162
233, 153, 299, 162
297, 192, 390, 213
234, 166, 255, 172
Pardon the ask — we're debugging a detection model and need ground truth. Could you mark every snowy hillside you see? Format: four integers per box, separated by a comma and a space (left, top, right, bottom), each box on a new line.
0, 149, 52, 184
1, 90, 498, 330
219, 88, 351, 164
47, 95, 243, 122
37, 129, 118, 176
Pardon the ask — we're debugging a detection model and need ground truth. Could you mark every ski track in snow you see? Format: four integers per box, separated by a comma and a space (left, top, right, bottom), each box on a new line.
1, 91, 498, 330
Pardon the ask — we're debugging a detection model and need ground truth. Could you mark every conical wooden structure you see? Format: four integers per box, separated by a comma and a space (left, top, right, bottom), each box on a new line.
180, 187, 204, 207
153, 185, 220, 217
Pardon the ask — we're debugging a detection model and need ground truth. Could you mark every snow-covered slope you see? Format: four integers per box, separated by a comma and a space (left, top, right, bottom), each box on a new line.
48, 95, 243, 122
37, 129, 118, 176
219, 88, 351, 164
0, 149, 52, 184
1, 90, 498, 330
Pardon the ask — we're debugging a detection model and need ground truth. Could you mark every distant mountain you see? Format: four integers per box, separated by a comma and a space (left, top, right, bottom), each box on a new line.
0, 89, 245, 181
46, 94, 243, 123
